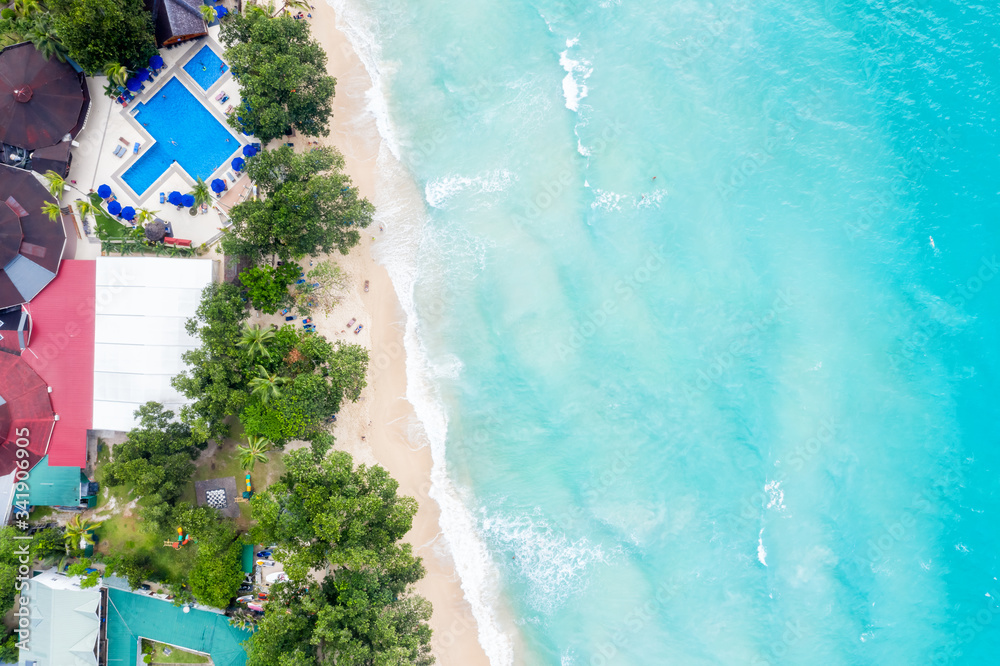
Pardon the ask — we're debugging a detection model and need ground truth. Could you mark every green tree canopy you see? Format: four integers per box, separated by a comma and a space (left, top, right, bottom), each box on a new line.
222, 147, 373, 261
49, 0, 156, 74
220, 11, 335, 142
239, 263, 301, 314
250, 449, 418, 579
173, 283, 251, 441
102, 402, 206, 503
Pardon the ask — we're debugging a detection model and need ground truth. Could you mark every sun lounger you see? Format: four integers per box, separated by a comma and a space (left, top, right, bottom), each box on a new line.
225, 105, 233, 115
285, 316, 294, 321
220, 94, 229, 104
159, 192, 165, 204
227, 172, 236, 183
112, 145, 124, 157
215, 91, 226, 101
119, 137, 130, 145
134, 142, 140, 153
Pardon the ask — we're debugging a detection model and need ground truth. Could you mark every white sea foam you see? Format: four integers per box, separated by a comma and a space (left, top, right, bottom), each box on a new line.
424, 169, 517, 209
591, 189, 624, 211
765, 480, 785, 511
480, 510, 609, 613
758, 528, 768, 566
327, 1, 515, 663
559, 39, 592, 112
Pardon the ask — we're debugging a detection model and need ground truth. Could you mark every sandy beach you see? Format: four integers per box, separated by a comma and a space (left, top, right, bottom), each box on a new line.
279, 4, 491, 663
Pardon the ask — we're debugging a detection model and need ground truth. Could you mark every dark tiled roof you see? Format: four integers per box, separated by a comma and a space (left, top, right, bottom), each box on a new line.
145, 0, 207, 45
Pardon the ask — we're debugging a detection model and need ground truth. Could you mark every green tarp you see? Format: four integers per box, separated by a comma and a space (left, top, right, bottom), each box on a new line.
105, 588, 251, 666
242, 544, 254, 573
21, 455, 81, 506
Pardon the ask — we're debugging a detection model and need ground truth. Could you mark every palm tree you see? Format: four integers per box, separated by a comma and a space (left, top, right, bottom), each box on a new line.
199, 3, 216, 23
135, 207, 158, 228
27, 15, 67, 62
238, 324, 275, 360
42, 170, 65, 198
248, 365, 289, 403
104, 62, 130, 88
11, 0, 41, 19
75, 199, 94, 223
63, 515, 102, 556
40, 201, 61, 222
273, 0, 309, 16
191, 177, 211, 208
238, 435, 272, 472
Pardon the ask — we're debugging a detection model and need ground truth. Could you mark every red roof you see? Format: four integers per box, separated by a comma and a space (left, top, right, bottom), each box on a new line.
22, 260, 95, 468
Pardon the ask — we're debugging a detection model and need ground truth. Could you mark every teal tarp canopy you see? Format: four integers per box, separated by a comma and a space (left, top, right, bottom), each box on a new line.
20, 455, 81, 506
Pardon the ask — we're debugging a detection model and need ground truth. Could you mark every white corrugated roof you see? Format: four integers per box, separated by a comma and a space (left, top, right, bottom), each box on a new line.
91, 258, 213, 432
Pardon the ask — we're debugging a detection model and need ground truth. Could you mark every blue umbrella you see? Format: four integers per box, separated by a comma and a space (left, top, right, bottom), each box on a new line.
121, 206, 136, 221
126, 77, 142, 92
181, 193, 196, 208
168, 191, 183, 206
97, 184, 112, 199
215, 5, 228, 17
149, 54, 164, 70
107, 200, 122, 216
231, 157, 245, 171
135, 67, 150, 81
211, 178, 226, 193
242, 144, 257, 157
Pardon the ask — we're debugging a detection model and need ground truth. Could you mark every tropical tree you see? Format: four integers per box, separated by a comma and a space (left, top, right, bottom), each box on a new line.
63, 515, 102, 556
238, 435, 272, 472
40, 201, 62, 223
198, 3, 215, 23
49, 0, 156, 75
104, 61, 130, 87
273, 0, 310, 16
27, 14, 67, 62
191, 177, 211, 208
248, 365, 289, 404
219, 12, 335, 142
42, 170, 65, 197
238, 323, 275, 360
135, 207, 157, 227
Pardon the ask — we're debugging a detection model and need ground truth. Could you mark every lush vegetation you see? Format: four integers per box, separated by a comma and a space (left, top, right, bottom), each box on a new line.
220, 10, 336, 142
239, 262, 301, 313
247, 449, 433, 665
48, 0, 156, 74
175, 282, 368, 445
223, 146, 374, 261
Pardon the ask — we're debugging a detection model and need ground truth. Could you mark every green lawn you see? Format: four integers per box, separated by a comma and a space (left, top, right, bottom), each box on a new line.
88, 192, 132, 239
142, 639, 210, 664
93, 445, 196, 583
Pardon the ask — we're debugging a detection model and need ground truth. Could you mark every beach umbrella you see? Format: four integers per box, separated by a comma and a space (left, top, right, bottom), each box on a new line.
231, 157, 245, 171
144, 219, 166, 242
135, 68, 151, 81
215, 5, 228, 17
120, 206, 136, 221
125, 77, 142, 92
242, 144, 257, 157
211, 178, 226, 193
107, 200, 122, 216
181, 193, 195, 208
168, 191, 183, 206
149, 54, 164, 71
97, 184, 112, 199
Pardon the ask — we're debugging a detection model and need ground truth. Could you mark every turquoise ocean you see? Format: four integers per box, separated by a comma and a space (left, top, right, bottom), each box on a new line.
329, 0, 1000, 663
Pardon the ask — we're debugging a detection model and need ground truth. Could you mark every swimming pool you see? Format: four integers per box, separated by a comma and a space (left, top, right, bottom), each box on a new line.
183, 45, 226, 90
122, 77, 240, 197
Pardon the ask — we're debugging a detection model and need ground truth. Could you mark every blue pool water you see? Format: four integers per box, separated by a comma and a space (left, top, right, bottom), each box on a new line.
122, 77, 239, 197
183, 45, 226, 90
333, 0, 1000, 663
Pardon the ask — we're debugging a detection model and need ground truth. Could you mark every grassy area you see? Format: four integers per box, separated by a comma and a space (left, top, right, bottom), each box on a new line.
142, 639, 210, 664
92, 446, 196, 583
88, 192, 132, 239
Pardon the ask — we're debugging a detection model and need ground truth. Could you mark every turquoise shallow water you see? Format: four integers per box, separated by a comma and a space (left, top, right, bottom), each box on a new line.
336, 0, 1000, 663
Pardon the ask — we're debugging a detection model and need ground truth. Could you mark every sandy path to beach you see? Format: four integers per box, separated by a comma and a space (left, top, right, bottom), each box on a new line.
288, 4, 492, 664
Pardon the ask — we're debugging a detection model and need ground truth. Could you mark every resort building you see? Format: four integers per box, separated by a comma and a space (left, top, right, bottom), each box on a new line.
18, 568, 102, 666
144, 0, 210, 47
0, 42, 91, 177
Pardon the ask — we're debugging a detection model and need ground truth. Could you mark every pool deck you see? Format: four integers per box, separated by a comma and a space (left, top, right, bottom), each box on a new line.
66, 26, 254, 257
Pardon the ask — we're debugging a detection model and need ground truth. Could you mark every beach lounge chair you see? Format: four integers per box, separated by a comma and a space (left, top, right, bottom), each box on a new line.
215, 91, 226, 101
159, 192, 165, 204
133, 142, 141, 154
119, 137, 129, 146
227, 172, 236, 183
112, 145, 124, 157
285, 316, 295, 321
225, 105, 233, 115
220, 94, 229, 104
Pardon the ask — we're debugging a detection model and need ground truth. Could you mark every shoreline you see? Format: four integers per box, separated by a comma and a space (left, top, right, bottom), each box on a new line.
302, 4, 493, 664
